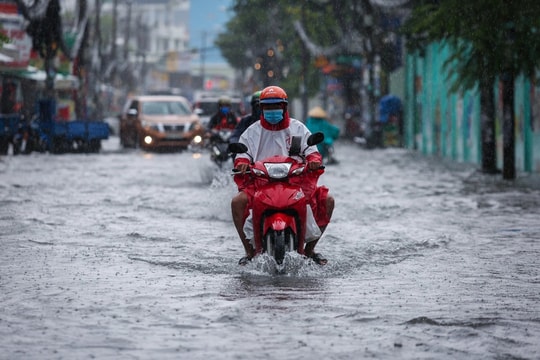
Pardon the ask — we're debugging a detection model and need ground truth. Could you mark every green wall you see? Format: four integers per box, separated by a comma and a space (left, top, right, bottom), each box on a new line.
403, 42, 539, 173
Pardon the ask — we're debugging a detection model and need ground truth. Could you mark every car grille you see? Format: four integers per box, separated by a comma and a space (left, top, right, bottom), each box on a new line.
163, 124, 186, 132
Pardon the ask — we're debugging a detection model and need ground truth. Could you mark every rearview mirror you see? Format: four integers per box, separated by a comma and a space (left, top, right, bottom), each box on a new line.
307, 132, 324, 146
228, 142, 248, 154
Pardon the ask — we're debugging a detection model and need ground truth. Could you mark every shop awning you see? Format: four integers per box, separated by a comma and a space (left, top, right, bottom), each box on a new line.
1, 66, 79, 89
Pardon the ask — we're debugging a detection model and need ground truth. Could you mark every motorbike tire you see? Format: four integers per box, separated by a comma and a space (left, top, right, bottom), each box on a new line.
272, 230, 286, 265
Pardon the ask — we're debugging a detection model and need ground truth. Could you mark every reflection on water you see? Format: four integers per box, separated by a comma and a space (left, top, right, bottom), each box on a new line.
235, 272, 326, 294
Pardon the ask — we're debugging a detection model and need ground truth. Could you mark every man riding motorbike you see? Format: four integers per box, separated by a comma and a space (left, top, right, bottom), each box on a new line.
231, 85, 334, 266
204, 96, 238, 165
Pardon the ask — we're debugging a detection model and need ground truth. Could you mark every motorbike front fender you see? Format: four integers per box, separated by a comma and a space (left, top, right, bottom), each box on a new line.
263, 212, 297, 236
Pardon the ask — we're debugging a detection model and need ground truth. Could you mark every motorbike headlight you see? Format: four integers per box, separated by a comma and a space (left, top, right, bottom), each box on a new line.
192, 135, 202, 144
220, 130, 232, 141
264, 163, 291, 179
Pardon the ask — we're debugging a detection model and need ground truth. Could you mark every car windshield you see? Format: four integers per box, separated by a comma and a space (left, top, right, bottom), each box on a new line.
196, 100, 242, 116
196, 102, 216, 115
142, 101, 191, 116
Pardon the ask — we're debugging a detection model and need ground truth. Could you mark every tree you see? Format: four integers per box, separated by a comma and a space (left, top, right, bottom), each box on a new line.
216, 0, 403, 122
69, 0, 90, 119
15, 0, 72, 96
0, 28, 9, 46
403, 0, 540, 179
216, 1, 338, 116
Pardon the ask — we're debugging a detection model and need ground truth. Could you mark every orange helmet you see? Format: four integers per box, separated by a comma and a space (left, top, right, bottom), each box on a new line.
259, 86, 288, 105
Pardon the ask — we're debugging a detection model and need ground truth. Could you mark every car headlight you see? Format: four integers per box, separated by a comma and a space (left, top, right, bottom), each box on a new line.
264, 163, 291, 179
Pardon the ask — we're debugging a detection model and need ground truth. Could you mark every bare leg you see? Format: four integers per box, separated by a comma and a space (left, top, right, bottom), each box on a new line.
231, 191, 254, 258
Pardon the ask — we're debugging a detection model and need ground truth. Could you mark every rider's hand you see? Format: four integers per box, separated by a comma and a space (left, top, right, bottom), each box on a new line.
308, 160, 322, 171
236, 163, 250, 174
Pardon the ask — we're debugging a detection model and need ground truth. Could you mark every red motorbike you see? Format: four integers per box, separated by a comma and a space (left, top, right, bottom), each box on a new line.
229, 133, 324, 265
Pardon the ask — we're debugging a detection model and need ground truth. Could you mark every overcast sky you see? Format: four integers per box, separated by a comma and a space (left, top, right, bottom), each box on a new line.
189, 0, 232, 64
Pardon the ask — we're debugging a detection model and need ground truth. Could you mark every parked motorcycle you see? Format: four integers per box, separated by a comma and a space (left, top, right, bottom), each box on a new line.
229, 132, 325, 265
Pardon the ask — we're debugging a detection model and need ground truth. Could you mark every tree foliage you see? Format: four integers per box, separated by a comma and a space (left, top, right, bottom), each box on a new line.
215, 0, 365, 98
402, 0, 540, 179
402, 0, 540, 91
216, 0, 405, 108
15, 0, 71, 61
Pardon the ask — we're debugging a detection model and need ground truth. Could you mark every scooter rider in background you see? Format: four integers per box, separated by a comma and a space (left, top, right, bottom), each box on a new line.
305, 106, 340, 165
229, 90, 261, 144
204, 96, 238, 164
231, 85, 335, 266
207, 96, 238, 131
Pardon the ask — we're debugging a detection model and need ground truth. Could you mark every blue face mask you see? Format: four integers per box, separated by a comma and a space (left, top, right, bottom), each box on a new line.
220, 106, 230, 115
263, 109, 283, 124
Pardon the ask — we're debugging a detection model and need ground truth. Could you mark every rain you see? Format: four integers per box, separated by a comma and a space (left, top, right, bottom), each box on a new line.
1, 0, 540, 359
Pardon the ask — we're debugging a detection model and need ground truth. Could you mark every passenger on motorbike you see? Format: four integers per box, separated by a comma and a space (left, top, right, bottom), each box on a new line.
231, 86, 334, 266
305, 106, 340, 165
229, 90, 261, 144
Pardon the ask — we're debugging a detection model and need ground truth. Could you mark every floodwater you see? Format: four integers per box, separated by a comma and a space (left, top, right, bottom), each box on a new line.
1, 137, 539, 359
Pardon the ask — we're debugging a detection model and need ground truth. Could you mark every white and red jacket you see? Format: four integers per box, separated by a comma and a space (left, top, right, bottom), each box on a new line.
234, 114, 321, 167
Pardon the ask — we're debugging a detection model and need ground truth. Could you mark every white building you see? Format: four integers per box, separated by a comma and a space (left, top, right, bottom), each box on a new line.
101, 0, 234, 95
131, 0, 190, 65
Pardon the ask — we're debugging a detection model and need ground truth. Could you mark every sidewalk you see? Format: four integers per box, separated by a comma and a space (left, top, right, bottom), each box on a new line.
515, 172, 540, 190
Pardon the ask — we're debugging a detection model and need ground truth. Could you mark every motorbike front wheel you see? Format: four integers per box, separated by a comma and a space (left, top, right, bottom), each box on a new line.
265, 229, 296, 265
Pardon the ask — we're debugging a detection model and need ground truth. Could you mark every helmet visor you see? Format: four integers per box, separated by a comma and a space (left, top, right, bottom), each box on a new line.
260, 97, 287, 104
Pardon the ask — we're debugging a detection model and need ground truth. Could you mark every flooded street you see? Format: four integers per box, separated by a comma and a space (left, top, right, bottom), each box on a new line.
1, 137, 539, 359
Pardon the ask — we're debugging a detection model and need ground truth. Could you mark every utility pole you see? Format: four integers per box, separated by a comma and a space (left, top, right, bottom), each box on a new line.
123, 0, 132, 61
200, 31, 206, 89
300, 1, 308, 120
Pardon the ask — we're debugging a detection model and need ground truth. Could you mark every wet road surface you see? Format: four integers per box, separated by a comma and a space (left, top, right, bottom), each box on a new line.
1, 137, 539, 359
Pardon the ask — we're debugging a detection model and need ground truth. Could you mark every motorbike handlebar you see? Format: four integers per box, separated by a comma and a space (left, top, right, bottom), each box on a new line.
231, 168, 251, 175
231, 165, 324, 176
